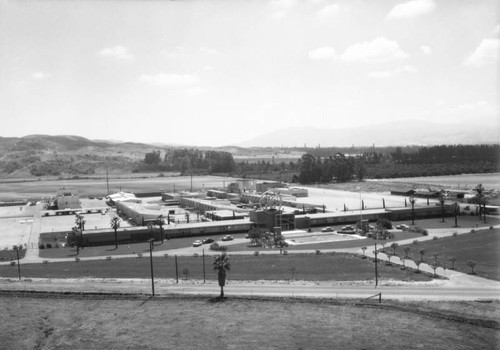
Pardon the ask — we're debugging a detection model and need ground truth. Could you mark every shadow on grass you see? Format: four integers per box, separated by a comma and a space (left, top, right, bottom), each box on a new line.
208, 296, 226, 303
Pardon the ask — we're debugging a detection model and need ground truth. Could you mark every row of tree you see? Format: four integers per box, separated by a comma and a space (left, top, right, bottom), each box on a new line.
142, 148, 236, 174
297, 153, 366, 184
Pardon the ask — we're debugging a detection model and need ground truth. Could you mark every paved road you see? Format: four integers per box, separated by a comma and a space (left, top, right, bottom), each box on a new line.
1, 277, 498, 301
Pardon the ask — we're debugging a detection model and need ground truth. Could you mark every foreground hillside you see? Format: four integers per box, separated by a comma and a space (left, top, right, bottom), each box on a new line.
1, 294, 498, 350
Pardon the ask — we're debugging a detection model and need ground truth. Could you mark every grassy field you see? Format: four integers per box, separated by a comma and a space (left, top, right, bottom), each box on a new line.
0, 294, 498, 350
0, 253, 432, 282
384, 228, 500, 281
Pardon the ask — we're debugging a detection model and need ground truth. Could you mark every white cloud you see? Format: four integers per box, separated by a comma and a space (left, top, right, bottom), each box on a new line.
450, 101, 495, 113
200, 47, 219, 55
308, 46, 336, 60
386, 0, 436, 20
464, 39, 499, 67
340, 37, 409, 63
139, 73, 199, 87
98, 46, 134, 60
317, 4, 340, 20
368, 65, 417, 79
420, 45, 432, 55
270, 0, 296, 19
31, 71, 50, 80
185, 86, 208, 96
161, 46, 188, 59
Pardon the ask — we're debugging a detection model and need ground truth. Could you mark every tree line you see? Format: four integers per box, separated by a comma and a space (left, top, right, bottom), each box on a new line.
139, 148, 236, 174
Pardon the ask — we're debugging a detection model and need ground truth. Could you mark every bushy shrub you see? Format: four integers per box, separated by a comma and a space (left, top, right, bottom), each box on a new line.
471, 229, 476, 233
452, 232, 458, 237
253, 250, 259, 256
412, 240, 419, 245
433, 236, 439, 240
489, 226, 494, 230
105, 256, 112, 260
422, 229, 429, 236
163, 254, 169, 258
210, 242, 227, 252
75, 257, 80, 262
10, 261, 16, 266
42, 260, 48, 264
377, 218, 393, 230
46, 243, 52, 249
54, 243, 59, 248
315, 249, 321, 255
193, 253, 199, 257
39, 243, 45, 249
137, 253, 143, 258
283, 250, 289, 255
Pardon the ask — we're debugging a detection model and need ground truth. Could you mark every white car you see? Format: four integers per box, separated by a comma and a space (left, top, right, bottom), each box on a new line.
192, 240, 203, 247
321, 227, 334, 232
222, 235, 234, 241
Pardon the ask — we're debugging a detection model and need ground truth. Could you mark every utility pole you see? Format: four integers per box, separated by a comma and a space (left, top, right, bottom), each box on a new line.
374, 243, 378, 288
175, 255, 179, 284
148, 239, 155, 296
203, 249, 206, 283
16, 248, 21, 280
106, 168, 110, 195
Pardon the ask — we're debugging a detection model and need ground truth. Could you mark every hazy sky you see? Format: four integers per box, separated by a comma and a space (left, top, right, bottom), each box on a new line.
0, 0, 498, 146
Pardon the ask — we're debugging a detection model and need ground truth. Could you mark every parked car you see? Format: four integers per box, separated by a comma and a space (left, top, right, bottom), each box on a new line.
221, 235, 234, 241
202, 238, 214, 244
342, 225, 354, 230
396, 224, 409, 230
321, 227, 334, 232
192, 240, 203, 247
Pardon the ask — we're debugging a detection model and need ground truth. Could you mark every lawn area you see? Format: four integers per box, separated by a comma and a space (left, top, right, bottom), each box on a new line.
382, 228, 500, 281
0, 295, 497, 350
0, 253, 432, 282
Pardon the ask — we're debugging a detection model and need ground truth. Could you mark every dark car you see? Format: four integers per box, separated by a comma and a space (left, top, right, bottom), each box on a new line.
202, 238, 214, 244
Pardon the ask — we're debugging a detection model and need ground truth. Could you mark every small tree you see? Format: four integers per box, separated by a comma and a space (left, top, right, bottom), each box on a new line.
390, 242, 399, 255
182, 267, 189, 280
213, 253, 230, 299
400, 255, 406, 270
430, 263, 439, 278
467, 260, 477, 274
361, 246, 367, 258
403, 247, 410, 259
449, 257, 457, 270
419, 249, 426, 262
415, 259, 422, 273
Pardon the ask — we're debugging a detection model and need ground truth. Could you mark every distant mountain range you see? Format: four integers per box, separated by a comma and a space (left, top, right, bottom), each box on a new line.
237, 120, 499, 148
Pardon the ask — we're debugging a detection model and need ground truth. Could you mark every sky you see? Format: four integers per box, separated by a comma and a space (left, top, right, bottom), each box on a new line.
0, 0, 498, 147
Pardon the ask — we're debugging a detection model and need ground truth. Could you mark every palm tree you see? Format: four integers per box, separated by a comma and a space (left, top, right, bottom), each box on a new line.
156, 215, 165, 243
409, 195, 416, 225
213, 253, 230, 299
467, 260, 477, 274
449, 256, 457, 270
473, 184, 486, 222
110, 217, 121, 249
452, 202, 460, 227
438, 191, 446, 223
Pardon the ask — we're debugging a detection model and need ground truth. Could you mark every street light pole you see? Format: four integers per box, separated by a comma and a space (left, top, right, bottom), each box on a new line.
148, 239, 155, 296
16, 248, 21, 280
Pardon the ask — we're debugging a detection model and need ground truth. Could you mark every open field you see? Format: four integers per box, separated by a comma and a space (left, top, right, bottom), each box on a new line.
0, 253, 432, 282
0, 294, 498, 350
376, 173, 500, 191
0, 175, 241, 201
388, 228, 500, 281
